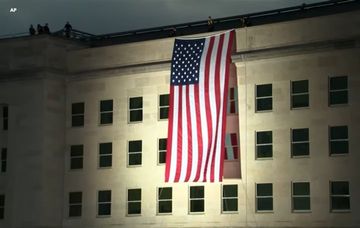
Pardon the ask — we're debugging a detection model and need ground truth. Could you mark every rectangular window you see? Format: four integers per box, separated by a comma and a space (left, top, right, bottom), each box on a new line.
292, 182, 310, 212
256, 183, 273, 212
69, 192, 82, 217
99, 143, 112, 168
158, 138, 167, 164
228, 87, 238, 114
159, 94, 169, 120
158, 187, 172, 214
222, 185, 238, 213
256, 84, 272, 111
225, 133, 239, 160
329, 126, 348, 155
128, 140, 142, 166
330, 181, 350, 211
329, 76, 348, 105
129, 97, 143, 123
2, 106, 8, 130
256, 131, 272, 159
70, 145, 83, 170
98, 190, 111, 216
1, 148, 6, 173
72, 102, 84, 127
0, 194, 4, 219
128, 189, 141, 215
291, 128, 309, 157
189, 186, 204, 213
100, 100, 113, 125
291, 80, 309, 108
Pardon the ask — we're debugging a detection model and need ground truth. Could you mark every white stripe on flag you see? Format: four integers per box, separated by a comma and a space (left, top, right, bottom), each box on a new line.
179, 85, 188, 182
206, 35, 220, 181
198, 38, 210, 182
188, 84, 198, 181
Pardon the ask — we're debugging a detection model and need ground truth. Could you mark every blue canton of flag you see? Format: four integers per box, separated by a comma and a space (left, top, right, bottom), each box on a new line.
171, 39, 205, 85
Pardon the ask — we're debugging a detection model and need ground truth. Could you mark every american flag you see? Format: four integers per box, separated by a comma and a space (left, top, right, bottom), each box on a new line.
165, 30, 235, 182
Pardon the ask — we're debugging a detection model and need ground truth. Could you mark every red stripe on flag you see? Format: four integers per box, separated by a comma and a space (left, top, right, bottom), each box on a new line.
165, 86, 175, 182
174, 86, 183, 182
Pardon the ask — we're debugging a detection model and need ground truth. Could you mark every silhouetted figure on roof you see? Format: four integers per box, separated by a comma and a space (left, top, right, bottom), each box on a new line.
207, 16, 214, 31
240, 17, 246, 27
29, 24, 35, 35
169, 27, 177, 37
37, 24, 43, 34
64, 21, 72, 38
44, 23, 50, 34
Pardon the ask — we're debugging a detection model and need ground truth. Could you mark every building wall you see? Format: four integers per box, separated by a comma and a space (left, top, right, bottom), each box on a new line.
0, 8, 359, 228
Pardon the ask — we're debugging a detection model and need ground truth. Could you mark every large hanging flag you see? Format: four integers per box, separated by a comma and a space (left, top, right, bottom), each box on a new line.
165, 30, 235, 182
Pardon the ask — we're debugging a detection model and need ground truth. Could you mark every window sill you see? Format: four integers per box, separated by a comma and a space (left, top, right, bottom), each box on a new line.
329, 153, 349, 157
156, 212, 172, 216
221, 211, 239, 214
188, 212, 205, 215
292, 210, 311, 213
331, 209, 351, 213
128, 121, 143, 124
255, 157, 273, 160
127, 165, 142, 168
329, 103, 349, 108
291, 106, 310, 110
98, 166, 112, 170
96, 215, 111, 218
291, 155, 310, 159
99, 123, 113, 126
255, 110, 272, 113
126, 213, 141, 217
256, 210, 273, 213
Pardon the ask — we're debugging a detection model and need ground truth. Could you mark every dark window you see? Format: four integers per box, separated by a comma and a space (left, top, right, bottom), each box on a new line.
72, 102, 84, 127
291, 80, 309, 108
222, 185, 238, 212
100, 100, 113, 125
158, 138, 167, 164
256, 183, 273, 211
225, 133, 239, 160
256, 84, 272, 111
189, 186, 204, 213
1, 148, 7, 173
329, 126, 348, 155
69, 192, 82, 217
128, 189, 141, 215
291, 128, 309, 157
292, 182, 310, 211
228, 87, 238, 114
158, 187, 172, 214
98, 190, 111, 216
128, 140, 142, 166
99, 143, 112, 168
330, 181, 350, 211
0, 194, 4, 219
2, 106, 8, 130
256, 131, 272, 159
329, 76, 348, 105
70, 145, 83, 170
129, 97, 143, 122
159, 94, 169, 120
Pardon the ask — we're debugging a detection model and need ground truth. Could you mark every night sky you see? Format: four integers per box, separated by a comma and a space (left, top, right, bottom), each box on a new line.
0, 0, 324, 36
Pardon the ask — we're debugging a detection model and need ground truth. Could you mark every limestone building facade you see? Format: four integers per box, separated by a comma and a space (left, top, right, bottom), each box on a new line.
0, 2, 359, 228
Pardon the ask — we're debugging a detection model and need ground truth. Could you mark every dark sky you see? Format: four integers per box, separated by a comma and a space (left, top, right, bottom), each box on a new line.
0, 0, 323, 36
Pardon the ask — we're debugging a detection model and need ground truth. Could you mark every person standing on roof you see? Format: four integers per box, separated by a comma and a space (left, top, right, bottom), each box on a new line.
44, 23, 50, 34
37, 24, 43, 34
207, 16, 214, 31
64, 22, 72, 38
29, 25, 35, 35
